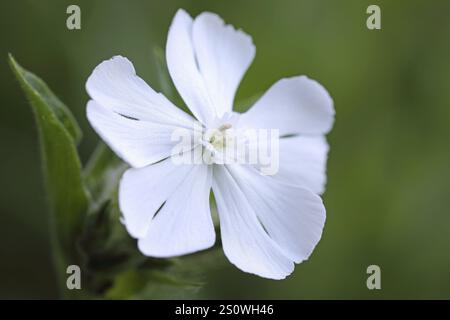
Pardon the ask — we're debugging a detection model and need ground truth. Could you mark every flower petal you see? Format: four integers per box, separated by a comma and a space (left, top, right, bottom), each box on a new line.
119, 157, 197, 238
212, 165, 294, 280
166, 9, 214, 124
239, 76, 334, 136
214, 164, 326, 276
86, 55, 194, 127
192, 12, 255, 117
138, 164, 215, 257
276, 135, 329, 194
87, 100, 195, 167
166, 9, 255, 124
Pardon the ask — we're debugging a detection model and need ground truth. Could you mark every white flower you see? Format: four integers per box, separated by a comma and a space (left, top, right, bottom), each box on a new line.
86, 9, 334, 280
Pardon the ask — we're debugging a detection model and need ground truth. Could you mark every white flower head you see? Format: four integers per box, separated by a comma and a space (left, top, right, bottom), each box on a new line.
86, 9, 335, 280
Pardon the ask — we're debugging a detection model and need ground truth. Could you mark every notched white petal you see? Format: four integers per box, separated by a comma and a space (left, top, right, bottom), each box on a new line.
213, 164, 326, 278
231, 165, 326, 263
213, 165, 294, 280
166, 9, 215, 124
192, 12, 255, 117
166, 9, 255, 124
87, 100, 192, 167
240, 76, 335, 136
119, 158, 195, 238
137, 165, 215, 257
86, 55, 194, 127
86, 55, 197, 167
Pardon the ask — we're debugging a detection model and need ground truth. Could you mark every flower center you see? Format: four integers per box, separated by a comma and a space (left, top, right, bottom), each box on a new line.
198, 123, 236, 164
208, 123, 232, 150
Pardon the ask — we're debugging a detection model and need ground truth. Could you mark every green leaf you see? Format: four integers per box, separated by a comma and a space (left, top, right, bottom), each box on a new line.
80, 142, 133, 273
83, 142, 128, 212
9, 55, 82, 144
105, 248, 224, 299
106, 270, 201, 300
79, 143, 145, 294
9, 54, 88, 289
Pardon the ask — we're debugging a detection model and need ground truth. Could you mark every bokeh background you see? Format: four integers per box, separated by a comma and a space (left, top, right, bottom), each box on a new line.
1, 0, 450, 299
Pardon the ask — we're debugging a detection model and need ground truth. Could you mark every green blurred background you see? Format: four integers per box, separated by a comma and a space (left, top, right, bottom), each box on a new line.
1, 0, 450, 299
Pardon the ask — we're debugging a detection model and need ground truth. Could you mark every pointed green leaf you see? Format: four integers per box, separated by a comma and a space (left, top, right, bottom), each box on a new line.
9, 55, 82, 144
9, 54, 88, 271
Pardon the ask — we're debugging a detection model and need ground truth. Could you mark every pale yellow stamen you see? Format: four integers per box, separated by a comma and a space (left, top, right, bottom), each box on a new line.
209, 123, 232, 150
